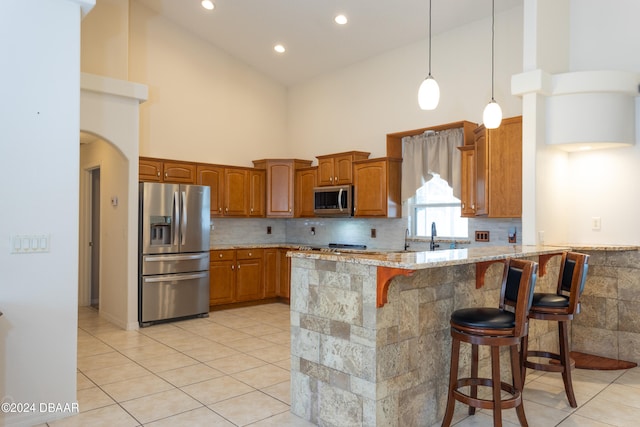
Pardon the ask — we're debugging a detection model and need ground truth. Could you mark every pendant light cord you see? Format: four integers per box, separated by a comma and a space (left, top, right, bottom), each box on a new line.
490, 0, 495, 101
428, 0, 432, 77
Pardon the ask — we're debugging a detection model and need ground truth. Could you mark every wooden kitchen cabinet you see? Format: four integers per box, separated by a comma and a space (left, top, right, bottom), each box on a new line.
458, 145, 476, 217
248, 169, 265, 217
197, 164, 225, 216
253, 159, 312, 218
473, 116, 522, 217
295, 167, 317, 217
278, 248, 291, 300
197, 165, 264, 218
316, 151, 370, 186
209, 250, 236, 305
139, 157, 196, 184
209, 249, 265, 306
235, 249, 264, 302
353, 157, 402, 217
263, 248, 279, 298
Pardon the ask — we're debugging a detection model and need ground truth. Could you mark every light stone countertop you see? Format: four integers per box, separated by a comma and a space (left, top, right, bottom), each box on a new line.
289, 244, 580, 269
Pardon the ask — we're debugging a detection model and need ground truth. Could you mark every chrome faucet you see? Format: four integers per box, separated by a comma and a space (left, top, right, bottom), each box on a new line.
430, 222, 439, 251
404, 228, 410, 251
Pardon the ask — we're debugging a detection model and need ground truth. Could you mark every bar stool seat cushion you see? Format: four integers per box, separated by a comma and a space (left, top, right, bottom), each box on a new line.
451, 308, 515, 330
532, 293, 569, 308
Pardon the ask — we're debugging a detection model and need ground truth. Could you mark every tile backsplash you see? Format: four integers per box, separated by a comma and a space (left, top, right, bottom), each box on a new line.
210, 216, 522, 250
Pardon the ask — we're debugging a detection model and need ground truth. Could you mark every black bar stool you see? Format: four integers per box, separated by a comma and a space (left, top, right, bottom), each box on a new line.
442, 258, 538, 427
520, 251, 589, 407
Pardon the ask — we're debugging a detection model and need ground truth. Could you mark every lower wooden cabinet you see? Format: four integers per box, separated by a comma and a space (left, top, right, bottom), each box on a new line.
209, 250, 236, 305
209, 247, 291, 307
235, 249, 264, 302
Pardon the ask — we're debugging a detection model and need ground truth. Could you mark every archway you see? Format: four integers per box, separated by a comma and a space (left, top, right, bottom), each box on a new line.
80, 73, 147, 330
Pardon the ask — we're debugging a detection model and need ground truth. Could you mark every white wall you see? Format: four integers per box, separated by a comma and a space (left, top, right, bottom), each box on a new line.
128, 1, 289, 167
287, 6, 524, 161
0, 0, 93, 425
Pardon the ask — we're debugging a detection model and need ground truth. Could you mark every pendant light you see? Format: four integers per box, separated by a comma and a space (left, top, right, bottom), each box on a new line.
418, 0, 440, 110
483, 0, 502, 129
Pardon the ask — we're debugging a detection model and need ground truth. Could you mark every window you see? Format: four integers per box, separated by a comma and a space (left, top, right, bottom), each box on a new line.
408, 174, 468, 238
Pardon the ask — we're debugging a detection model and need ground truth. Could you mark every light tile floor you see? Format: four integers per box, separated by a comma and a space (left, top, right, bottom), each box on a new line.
42, 303, 640, 426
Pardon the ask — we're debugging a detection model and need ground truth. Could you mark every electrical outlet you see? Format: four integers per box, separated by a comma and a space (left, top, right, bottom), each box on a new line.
371, 228, 376, 238
475, 231, 490, 242
267, 226, 272, 234
592, 217, 601, 231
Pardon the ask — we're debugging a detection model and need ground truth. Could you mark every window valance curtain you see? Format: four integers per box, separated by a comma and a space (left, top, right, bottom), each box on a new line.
401, 127, 464, 201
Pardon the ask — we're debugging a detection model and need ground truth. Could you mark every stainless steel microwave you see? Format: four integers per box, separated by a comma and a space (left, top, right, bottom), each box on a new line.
313, 185, 353, 217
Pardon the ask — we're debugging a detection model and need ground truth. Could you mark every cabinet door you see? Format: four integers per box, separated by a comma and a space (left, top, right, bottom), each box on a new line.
459, 146, 476, 217
317, 158, 335, 186
163, 161, 196, 184
334, 154, 355, 185
236, 249, 263, 302
263, 249, 279, 298
266, 161, 294, 217
248, 169, 265, 217
224, 168, 249, 216
278, 249, 291, 299
295, 167, 317, 217
486, 117, 522, 217
209, 250, 236, 305
197, 164, 225, 216
353, 160, 388, 217
139, 158, 163, 182
474, 129, 488, 216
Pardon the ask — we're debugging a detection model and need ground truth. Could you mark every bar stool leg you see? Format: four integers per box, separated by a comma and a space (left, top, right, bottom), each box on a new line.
511, 344, 528, 426
490, 346, 502, 426
442, 338, 460, 427
469, 344, 479, 415
559, 320, 577, 408
520, 335, 529, 388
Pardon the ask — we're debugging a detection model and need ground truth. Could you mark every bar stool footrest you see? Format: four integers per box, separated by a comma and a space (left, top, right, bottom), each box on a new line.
453, 377, 522, 410
525, 350, 575, 373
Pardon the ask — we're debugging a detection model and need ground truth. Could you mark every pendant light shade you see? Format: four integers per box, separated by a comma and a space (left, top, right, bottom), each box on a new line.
418, 0, 439, 110
483, 100, 502, 129
483, 0, 502, 129
418, 76, 440, 110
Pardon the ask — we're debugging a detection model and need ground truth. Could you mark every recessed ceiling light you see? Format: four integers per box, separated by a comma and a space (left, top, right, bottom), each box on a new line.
274, 44, 286, 53
201, 0, 214, 11
334, 14, 348, 25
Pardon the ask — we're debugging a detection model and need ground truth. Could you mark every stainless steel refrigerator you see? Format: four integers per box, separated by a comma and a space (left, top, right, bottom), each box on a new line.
138, 182, 210, 327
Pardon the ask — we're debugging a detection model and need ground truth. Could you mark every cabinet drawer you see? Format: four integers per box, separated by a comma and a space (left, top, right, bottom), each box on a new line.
236, 248, 263, 260
210, 250, 235, 261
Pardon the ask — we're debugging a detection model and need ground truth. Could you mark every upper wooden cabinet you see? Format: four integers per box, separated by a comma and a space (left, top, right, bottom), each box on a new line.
458, 145, 476, 217
139, 157, 196, 184
353, 157, 401, 217
473, 116, 522, 218
197, 164, 264, 217
253, 159, 313, 218
316, 151, 370, 186
295, 167, 317, 217
248, 169, 265, 217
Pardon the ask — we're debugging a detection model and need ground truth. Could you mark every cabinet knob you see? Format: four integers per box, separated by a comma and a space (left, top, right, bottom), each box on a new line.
237, 265, 240, 269
218, 207, 222, 212
164, 172, 168, 178
225, 207, 228, 212
231, 265, 235, 270
248, 252, 252, 256
157, 171, 160, 177
219, 253, 223, 258
462, 203, 465, 209
472, 204, 475, 209
250, 208, 254, 213
330, 177, 333, 182
289, 208, 292, 213
334, 176, 338, 182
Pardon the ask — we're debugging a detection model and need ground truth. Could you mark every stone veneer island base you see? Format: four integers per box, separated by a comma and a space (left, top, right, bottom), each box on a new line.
289, 245, 639, 426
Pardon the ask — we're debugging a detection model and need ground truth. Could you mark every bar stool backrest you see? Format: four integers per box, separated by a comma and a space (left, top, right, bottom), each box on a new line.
558, 252, 590, 315
499, 258, 538, 338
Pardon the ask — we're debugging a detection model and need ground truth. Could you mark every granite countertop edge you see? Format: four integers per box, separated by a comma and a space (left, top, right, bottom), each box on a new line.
288, 244, 639, 269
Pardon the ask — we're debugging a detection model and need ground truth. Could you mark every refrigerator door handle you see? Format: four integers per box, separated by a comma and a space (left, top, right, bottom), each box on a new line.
173, 191, 180, 246
144, 271, 208, 283
181, 190, 187, 246
144, 253, 209, 262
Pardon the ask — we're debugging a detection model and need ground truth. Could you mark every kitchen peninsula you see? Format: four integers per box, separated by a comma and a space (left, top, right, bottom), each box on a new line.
288, 245, 640, 426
